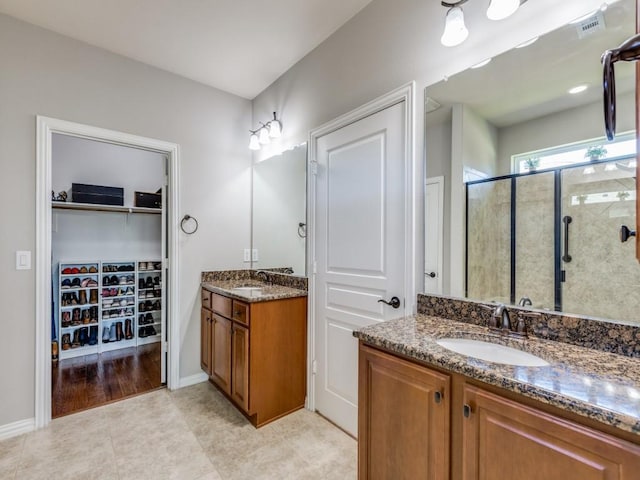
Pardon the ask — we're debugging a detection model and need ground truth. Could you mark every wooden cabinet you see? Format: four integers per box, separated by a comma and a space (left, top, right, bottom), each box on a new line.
358, 343, 640, 480
200, 308, 212, 375
201, 288, 307, 427
211, 313, 232, 395
358, 345, 450, 480
462, 384, 640, 480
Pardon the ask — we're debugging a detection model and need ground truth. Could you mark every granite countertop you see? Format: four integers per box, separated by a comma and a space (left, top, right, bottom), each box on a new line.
354, 314, 640, 435
201, 279, 307, 303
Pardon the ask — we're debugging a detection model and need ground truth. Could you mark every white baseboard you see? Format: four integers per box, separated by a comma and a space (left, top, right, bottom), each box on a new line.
177, 372, 208, 389
0, 418, 35, 441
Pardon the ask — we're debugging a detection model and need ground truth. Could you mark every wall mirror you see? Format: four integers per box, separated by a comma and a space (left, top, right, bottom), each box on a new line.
425, 0, 639, 324
252, 144, 307, 276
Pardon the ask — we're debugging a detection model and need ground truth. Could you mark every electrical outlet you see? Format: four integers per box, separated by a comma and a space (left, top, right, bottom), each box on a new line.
243, 249, 251, 262
252, 249, 259, 262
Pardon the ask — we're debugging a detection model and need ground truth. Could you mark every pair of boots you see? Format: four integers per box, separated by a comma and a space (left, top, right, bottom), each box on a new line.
101, 319, 132, 343
62, 292, 79, 306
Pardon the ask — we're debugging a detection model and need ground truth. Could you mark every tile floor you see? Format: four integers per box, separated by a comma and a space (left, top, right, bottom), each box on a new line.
0, 382, 357, 480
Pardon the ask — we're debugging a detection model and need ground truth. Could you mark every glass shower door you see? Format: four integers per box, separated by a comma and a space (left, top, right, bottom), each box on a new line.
466, 179, 511, 303
560, 160, 638, 321
515, 172, 555, 310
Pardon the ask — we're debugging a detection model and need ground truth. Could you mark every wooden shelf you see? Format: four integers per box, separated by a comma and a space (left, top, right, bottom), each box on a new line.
52, 201, 161, 215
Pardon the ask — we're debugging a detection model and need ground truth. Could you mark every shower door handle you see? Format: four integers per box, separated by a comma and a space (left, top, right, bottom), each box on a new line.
562, 216, 572, 263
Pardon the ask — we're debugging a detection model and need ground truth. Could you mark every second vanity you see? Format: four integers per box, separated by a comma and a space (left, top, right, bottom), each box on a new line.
201, 271, 307, 427
355, 296, 640, 479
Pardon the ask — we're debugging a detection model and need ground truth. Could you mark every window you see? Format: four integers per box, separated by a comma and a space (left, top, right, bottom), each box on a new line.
512, 132, 637, 173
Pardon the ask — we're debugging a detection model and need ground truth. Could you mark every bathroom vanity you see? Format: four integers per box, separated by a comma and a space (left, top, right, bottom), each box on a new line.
201, 272, 307, 427
355, 297, 640, 479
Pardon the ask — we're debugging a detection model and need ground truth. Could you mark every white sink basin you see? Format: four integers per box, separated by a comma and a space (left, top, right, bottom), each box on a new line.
436, 338, 550, 367
232, 287, 263, 296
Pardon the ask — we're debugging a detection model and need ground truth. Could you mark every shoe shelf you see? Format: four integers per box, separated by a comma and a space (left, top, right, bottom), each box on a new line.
52, 201, 161, 215
57, 260, 163, 360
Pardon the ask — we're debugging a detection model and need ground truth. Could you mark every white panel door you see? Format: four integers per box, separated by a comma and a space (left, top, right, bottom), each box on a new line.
425, 176, 444, 294
314, 102, 407, 436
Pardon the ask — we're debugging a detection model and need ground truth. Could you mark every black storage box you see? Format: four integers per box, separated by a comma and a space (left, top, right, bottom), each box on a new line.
135, 191, 162, 209
72, 183, 124, 206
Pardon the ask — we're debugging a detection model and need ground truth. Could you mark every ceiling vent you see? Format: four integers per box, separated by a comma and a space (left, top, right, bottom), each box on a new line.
576, 11, 606, 39
425, 97, 442, 114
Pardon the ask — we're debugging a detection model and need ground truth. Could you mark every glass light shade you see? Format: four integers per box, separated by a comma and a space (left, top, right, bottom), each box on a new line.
248, 133, 260, 150
604, 163, 618, 171
269, 120, 282, 138
441, 7, 468, 47
487, 0, 520, 20
258, 126, 270, 145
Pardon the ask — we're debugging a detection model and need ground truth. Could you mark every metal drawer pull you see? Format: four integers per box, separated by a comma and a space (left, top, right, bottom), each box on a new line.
434, 391, 442, 404
463, 404, 472, 418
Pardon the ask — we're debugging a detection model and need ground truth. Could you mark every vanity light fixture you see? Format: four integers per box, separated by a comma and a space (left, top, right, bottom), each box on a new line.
440, 0, 523, 47
248, 112, 283, 151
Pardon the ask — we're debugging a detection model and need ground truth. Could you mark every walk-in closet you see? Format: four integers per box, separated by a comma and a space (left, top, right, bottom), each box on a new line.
50, 133, 167, 417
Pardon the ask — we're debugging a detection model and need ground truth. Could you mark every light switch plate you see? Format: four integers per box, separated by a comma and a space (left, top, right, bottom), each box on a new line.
16, 251, 31, 270
243, 249, 251, 263
252, 249, 259, 262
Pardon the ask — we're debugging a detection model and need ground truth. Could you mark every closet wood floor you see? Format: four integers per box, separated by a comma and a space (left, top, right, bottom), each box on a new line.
52, 343, 162, 418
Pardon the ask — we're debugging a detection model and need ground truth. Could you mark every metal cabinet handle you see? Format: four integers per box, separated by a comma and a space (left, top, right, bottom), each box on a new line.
463, 404, 472, 418
377, 296, 401, 309
434, 391, 443, 404
426, 272, 436, 278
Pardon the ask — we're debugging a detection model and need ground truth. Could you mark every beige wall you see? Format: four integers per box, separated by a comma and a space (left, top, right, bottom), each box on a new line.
0, 14, 252, 427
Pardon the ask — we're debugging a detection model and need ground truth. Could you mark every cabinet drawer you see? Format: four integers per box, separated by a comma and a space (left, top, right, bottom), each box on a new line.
232, 300, 250, 326
211, 292, 232, 317
201, 289, 212, 310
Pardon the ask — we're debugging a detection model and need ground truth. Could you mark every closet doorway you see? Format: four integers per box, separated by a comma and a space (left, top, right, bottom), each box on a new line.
51, 134, 166, 417
36, 117, 180, 428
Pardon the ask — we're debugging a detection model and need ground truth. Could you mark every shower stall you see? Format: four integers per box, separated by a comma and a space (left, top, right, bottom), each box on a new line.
466, 157, 638, 322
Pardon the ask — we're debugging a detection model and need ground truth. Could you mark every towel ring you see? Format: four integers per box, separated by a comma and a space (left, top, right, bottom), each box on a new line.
180, 215, 199, 235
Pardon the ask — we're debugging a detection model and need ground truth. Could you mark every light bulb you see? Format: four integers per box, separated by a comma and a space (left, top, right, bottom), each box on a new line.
258, 126, 270, 145
604, 163, 617, 171
583, 166, 596, 175
487, 0, 520, 21
248, 133, 260, 150
268, 112, 282, 138
441, 7, 469, 47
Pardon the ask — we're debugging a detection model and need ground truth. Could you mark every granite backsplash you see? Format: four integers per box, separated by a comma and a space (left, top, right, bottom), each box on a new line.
201, 269, 307, 291
417, 294, 640, 358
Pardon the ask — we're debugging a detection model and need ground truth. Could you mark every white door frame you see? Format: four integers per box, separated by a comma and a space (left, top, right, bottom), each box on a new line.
425, 176, 444, 294
35, 116, 181, 429
306, 82, 416, 411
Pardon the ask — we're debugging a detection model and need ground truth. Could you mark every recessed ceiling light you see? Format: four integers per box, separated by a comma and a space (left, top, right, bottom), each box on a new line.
516, 36, 539, 49
569, 85, 588, 94
470, 58, 492, 69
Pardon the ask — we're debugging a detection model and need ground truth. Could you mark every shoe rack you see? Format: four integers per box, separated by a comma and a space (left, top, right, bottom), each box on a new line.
57, 260, 163, 360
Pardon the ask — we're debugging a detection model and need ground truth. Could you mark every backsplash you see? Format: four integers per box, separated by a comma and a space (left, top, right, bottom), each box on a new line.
418, 294, 640, 358
201, 269, 307, 291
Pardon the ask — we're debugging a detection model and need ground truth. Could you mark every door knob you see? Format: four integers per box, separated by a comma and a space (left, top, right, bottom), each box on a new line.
426, 272, 436, 278
378, 296, 401, 309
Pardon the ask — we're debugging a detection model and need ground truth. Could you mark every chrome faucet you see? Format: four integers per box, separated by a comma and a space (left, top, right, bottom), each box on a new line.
518, 296, 532, 307
255, 270, 269, 282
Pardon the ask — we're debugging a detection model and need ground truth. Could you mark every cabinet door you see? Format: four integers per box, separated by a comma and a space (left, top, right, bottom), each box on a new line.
462, 384, 640, 480
200, 308, 212, 375
358, 344, 450, 480
211, 313, 232, 395
231, 323, 250, 412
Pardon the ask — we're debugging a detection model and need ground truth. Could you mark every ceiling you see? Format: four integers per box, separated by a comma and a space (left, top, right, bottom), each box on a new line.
426, 0, 636, 128
0, 0, 373, 99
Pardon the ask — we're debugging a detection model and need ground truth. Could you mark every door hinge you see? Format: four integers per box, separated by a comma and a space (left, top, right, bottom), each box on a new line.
164, 174, 169, 187
310, 161, 318, 175
163, 258, 169, 270
312, 261, 317, 274
312, 360, 317, 375
162, 341, 168, 354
